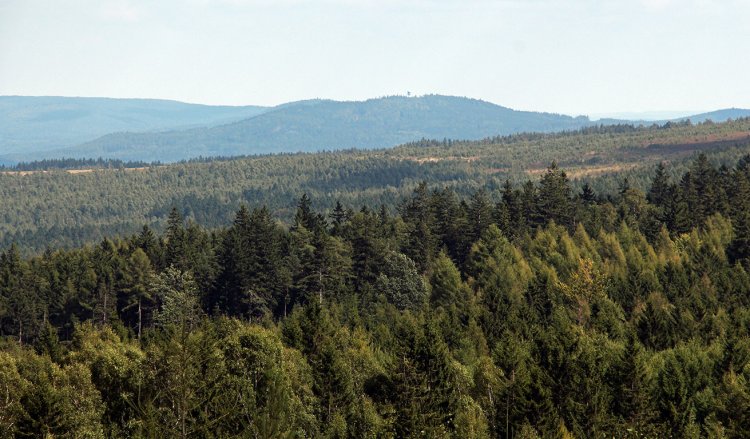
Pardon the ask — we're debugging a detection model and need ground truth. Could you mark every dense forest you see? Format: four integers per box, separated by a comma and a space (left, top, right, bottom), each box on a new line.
2, 117, 750, 253
2, 154, 750, 437
0, 158, 157, 172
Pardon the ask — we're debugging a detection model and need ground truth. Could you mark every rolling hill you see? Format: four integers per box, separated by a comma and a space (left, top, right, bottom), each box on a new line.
3, 94, 748, 165
18, 95, 596, 162
0, 96, 268, 159
681, 108, 750, 123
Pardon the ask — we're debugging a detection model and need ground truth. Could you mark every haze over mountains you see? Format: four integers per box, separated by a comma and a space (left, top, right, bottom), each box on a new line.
1, 94, 749, 164
0, 96, 266, 157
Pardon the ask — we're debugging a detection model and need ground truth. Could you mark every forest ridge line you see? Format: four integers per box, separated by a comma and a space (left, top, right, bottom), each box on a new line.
2, 94, 749, 164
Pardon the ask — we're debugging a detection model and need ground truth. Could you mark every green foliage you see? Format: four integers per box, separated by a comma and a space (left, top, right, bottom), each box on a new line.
150, 266, 203, 332
375, 252, 427, 311
0, 347, 105, 438
2, 154, 750, 437
3, 117, 750, 253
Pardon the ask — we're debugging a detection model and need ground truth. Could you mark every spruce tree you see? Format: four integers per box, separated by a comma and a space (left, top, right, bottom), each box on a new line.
537, 162, 572, 229
330, 201, 348, 236
164, 207, 186, 268
647, 162, 671, 207
468, 189, 494, 244
400, 182, 437, 273
579, 182, 596, 205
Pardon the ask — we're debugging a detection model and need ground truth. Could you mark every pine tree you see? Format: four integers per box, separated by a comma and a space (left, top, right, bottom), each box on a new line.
728, 211, 750, 267
165, 207, 186, 268
468, 189, 494, 244
295, 193, 325, 232
212, 206, 251, 316
669, 182, 693, 234
647, 162, 671, 207
120, 248, 154, 339
729, 164, 750, 220
92, 239, 119, 327
691, 153, 722, 221
612, 335, 657, 428
246, 206, 287, 316
537, 161, 573, 229
346, 210, 386, 292
495, 180, 521, 239
393, 319, 457, 438
520, 180, 539, 230
579, 182, 596, 205
430, 188, 468, 264
330, 201, 348, 236
400, 182, 437, 273
289, 219, 319, 306
1, 245, 43, 344
133, 225, 161, 267
468, 225, 533, 341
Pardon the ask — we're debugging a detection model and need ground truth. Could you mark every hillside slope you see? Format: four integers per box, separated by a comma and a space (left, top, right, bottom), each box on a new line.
683, 108, 750, 123
46, 95, 594, 162
2, 117, 749, 252
0, 96, 268, 158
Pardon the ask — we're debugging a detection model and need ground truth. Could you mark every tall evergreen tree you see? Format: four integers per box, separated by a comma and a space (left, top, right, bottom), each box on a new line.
537, 162, 573, 228
579, 182, 596, 205
330, 201, 348, 237
400, 182, 437, 273
520, 180, 539, 231
119, 248, 154, 339
647, 162, 671, 207
431, 188, 469, 264
164, 207, 186, 268
468, 189, 495, 245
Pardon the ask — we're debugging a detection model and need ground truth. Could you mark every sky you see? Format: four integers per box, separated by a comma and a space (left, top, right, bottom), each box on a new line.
1, 0, 748, 117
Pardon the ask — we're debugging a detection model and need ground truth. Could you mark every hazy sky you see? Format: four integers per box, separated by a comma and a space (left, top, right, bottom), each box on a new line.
1, 0, 748, 116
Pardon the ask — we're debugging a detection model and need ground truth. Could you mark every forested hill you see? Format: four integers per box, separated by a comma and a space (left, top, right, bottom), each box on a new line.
4, 95, 749, 165
0, 96, 268, 158
682, 108, 750, 123
2, 153, 750, 437
41, 95, 594, 162
1, 117, 750, 252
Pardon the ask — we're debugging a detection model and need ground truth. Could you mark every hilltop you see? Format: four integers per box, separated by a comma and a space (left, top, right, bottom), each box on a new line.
3, 94, 749, 165
23, 95, 592, 162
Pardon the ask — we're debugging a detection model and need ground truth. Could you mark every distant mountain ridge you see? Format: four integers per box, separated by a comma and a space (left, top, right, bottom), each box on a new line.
10, 95, 596, 162
0, 96, 268, 156
679, 108, 750, 123
1, 94, 748, 164
592, 108, 750, 129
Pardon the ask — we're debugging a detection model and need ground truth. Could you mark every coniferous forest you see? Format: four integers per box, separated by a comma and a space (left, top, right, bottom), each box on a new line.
1, 117, 750, 253
2, 154, 750, 437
